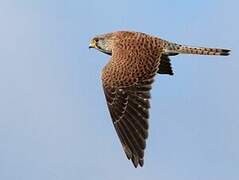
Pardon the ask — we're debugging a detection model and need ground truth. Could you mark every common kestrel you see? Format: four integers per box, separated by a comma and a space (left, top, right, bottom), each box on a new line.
89, 31, 230, 168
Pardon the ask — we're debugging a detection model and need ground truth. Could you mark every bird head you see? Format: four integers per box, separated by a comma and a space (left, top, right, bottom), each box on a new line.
89, 33, 114, 55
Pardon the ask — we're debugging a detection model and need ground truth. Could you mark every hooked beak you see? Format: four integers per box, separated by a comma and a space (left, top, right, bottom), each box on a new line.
89, 40, 96, 49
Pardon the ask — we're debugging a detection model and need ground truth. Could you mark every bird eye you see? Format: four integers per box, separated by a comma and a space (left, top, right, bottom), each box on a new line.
94, 38, 99, 43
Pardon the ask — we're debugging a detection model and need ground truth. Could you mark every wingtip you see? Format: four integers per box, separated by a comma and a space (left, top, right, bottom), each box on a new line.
139, 159, 144, 167
131, 157, 144, 168
132, 160, 138, 168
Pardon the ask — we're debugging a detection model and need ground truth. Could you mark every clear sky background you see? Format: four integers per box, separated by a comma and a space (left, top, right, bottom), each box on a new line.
0, 0, 238, 179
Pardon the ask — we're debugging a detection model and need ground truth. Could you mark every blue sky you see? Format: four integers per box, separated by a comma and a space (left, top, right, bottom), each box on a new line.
0, 0, 238, 179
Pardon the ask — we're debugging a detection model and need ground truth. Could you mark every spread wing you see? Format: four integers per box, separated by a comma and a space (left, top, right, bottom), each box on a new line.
101, 33, 166, 167
103, 78, 153, 167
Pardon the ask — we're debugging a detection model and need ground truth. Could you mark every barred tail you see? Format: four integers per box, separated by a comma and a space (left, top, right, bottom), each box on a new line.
164, 42, 230, 56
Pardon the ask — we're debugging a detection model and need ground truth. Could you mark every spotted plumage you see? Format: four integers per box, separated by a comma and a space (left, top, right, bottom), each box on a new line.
89, 31, 230, 168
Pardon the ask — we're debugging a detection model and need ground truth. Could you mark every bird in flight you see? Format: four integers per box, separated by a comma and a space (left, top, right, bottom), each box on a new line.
89, 31, 230, 168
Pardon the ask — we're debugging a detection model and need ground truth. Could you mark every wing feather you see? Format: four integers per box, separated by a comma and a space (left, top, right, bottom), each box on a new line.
102, 77, 154, 167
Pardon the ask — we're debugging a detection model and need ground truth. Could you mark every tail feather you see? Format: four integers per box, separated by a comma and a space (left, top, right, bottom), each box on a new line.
164, 42, 230, 56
